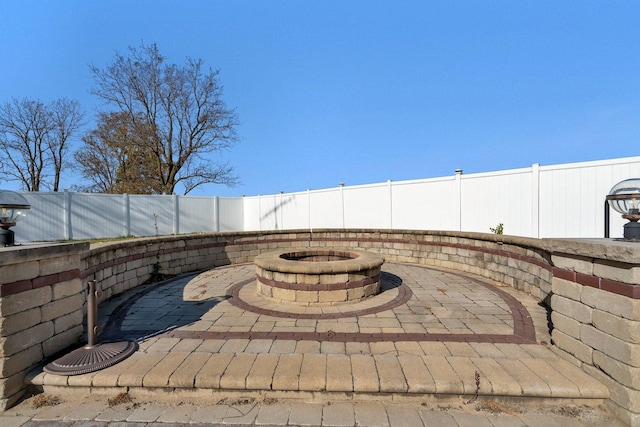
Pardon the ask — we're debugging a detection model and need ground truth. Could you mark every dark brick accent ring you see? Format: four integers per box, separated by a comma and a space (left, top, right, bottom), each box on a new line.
228, 271, 410, 320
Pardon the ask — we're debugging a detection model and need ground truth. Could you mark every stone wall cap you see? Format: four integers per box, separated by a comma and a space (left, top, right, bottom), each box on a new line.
254, 248, 385, 274
543, 238, 640, 264
76, 229, 640, 268
0, 241, 89, 266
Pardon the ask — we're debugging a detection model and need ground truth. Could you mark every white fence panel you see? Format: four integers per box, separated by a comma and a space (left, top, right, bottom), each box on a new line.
391, 178, 457, 230
539, 158, 640, 239
461, 168, 533, 236
309, 189, 342, 229
16, 192, 65, 242
281, 191, 311, 230
344, 184, 389, 229
178, 196, 215, 234
68, 193, 125, 240
218, 197, 243, 232
259, 195, 279, 231
129, 195, 174, 237
242, 197, 261, 231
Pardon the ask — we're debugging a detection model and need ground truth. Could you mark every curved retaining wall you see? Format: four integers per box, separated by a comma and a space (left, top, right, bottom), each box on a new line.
82, 230, 554, 303
1, 229, 639, 424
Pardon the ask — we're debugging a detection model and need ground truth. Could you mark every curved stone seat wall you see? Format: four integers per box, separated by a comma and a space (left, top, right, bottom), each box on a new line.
82, 230, 554, 305
2, 229, 639, 424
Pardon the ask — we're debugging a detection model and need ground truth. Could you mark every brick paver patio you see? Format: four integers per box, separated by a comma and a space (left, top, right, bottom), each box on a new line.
13, 262, 620, 426
101, 263, 537, 344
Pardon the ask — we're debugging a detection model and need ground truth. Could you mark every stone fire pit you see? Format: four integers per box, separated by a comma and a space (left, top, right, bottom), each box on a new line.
254, 248, 385, 305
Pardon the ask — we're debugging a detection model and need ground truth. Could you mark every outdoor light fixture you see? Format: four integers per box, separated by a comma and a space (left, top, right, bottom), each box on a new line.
606, 178, 640, 240
0, 190, 30, 246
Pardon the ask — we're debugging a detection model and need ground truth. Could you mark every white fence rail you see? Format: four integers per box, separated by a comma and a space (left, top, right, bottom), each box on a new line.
10, 156, 640, 242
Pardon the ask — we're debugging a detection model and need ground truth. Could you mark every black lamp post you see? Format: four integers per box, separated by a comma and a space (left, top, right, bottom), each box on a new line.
606, 178, 640, 241
0, 190, 30, 246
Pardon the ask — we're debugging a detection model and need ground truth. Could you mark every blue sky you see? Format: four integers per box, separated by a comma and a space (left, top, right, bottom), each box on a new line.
1, 1, 639, 196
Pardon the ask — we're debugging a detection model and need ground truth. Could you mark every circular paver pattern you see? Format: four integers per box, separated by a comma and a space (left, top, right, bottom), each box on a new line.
101, 262, 536, 344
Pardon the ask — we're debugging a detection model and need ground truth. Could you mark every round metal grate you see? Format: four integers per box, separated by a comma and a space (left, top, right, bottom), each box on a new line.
43, 340, 137, 376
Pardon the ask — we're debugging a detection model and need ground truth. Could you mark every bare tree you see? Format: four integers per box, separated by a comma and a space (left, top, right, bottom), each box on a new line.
0, 98, 52, 191
0, 97, 84, 191
47, 98, 85, 191
89, 43, 240, 195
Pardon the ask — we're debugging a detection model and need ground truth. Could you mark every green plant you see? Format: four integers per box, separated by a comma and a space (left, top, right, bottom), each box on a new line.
148, 212, 165, 283
490, 223, 504, 235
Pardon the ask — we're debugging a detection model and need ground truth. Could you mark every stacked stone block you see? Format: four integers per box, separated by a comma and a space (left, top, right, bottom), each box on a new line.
83, 235, 234, 302
254, 249, 384, 305
0, 242, 88, 409
549, 242, 640, 426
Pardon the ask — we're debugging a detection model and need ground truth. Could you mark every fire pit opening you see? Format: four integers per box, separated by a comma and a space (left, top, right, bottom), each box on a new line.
254, 248, 385, 306
280, 249, 357, 262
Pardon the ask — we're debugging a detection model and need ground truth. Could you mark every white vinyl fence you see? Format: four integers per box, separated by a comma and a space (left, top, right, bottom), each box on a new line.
10, 156, 640, 242
16, 192, 244, 242
243, 156, 640, 239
